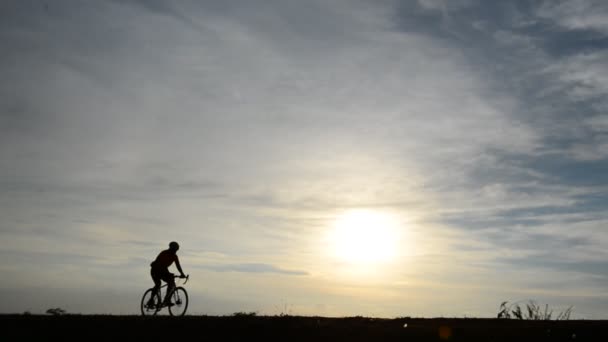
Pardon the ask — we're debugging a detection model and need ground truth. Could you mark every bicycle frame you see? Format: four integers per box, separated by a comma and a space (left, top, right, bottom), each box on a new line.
154, 275, 189, 301
158, 274, 189, 290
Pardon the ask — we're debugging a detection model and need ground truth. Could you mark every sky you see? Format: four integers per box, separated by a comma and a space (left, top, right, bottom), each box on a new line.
1, 0, 608, 318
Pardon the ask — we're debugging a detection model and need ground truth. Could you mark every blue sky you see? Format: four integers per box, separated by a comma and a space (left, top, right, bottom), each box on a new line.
1, 0, 608, 318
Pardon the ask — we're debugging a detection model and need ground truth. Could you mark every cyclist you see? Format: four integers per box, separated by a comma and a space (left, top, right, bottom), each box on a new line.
148, 241, 186, 307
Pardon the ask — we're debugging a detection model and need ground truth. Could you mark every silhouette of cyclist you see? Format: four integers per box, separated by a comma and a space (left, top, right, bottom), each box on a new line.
148, 241, 186, 307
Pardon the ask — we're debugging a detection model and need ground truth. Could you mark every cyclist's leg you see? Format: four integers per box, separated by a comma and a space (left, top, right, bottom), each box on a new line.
161, 271, 175, 305
149, 268, 162, 306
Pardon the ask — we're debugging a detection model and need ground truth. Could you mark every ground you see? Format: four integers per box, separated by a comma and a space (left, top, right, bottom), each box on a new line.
2, 315, 607, 341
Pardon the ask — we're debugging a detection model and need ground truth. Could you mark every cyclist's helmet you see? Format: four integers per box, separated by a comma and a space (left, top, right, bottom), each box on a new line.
169, 241, 180, 251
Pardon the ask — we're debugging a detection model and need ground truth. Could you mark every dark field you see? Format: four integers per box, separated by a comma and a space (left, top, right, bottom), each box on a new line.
3, 315, 607, 341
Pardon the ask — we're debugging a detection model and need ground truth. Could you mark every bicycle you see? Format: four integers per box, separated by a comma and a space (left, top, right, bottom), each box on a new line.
141, 274, 189, 316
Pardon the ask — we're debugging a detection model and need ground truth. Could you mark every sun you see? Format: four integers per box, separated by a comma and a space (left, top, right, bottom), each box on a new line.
328, 209, 401, 264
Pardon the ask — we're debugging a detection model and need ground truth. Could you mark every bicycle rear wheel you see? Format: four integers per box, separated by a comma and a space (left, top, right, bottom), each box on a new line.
168, 287, 189, 316
141, 288, 162, 316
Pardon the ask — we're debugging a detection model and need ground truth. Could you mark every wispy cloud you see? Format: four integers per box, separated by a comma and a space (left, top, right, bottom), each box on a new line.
198, 263, 308, 276
537, 0, 608, 33
1, 0, 608, 318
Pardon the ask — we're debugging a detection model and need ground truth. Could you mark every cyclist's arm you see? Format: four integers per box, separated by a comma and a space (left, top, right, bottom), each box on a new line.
175, 256, 186, 277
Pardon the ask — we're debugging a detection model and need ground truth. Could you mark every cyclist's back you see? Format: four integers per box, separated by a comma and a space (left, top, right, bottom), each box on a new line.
151, 249, 178, 270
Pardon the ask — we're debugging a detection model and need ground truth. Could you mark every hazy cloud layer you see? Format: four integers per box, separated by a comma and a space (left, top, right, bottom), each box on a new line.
1, 0, 608, 318
198, 263, 308, 276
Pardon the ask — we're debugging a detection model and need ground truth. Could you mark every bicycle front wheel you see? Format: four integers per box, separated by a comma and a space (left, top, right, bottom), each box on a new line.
141, 288, 161, 316
168, 287, 189, 316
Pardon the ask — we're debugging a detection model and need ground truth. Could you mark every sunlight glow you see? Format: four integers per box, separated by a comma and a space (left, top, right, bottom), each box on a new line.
329, 209, 401, 264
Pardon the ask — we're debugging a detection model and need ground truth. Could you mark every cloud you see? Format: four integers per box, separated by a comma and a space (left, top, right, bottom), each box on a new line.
544, 50, 608, 101
1, 0, 608, 318
417, 0, 473, 11
537, 0, 608, 34
198, 263, 308, 276
0, 0, 545, 226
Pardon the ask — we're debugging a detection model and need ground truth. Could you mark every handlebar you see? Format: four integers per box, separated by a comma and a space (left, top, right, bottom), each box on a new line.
176, 274, 189, 285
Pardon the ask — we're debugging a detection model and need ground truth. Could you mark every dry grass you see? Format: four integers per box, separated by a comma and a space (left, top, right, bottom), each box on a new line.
497, 300, 573, 320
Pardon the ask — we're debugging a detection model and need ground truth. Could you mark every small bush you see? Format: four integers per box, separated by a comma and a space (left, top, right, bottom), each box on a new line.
46, 307, 67, 316
232, 311, 257, 317
497, 301, 572, 320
